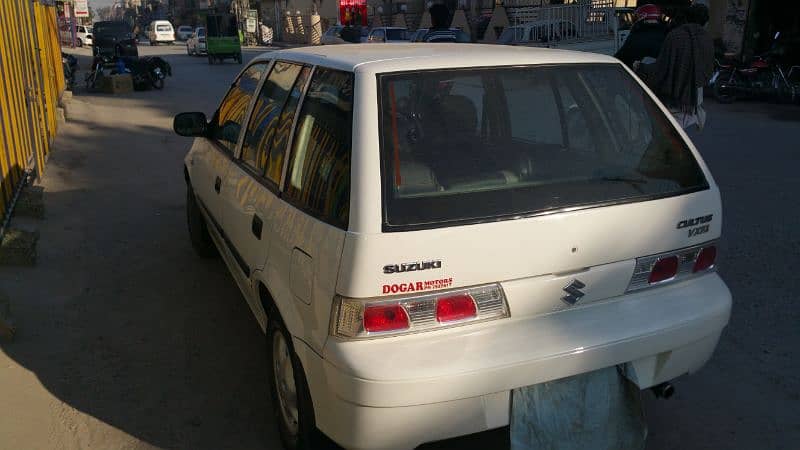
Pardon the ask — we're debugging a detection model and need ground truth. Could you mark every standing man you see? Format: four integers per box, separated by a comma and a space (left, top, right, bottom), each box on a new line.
637, 3, 714, 130
614, 4, 667, 68
423, 4, 457, 42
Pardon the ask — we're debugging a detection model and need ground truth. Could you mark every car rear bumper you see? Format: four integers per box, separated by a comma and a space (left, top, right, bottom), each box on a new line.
295, 274, 730, 449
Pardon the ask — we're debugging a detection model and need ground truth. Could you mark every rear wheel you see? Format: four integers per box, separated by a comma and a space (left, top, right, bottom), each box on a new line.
713, 71, 738, 103
186, 187, 217, 258
207, 54, 214, 65
267, 318, 316, 450
236, 52, 242, 64
76, 38, 83, 47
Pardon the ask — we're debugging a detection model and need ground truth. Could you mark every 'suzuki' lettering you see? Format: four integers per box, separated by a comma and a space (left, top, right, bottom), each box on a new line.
383, 260, 442, 274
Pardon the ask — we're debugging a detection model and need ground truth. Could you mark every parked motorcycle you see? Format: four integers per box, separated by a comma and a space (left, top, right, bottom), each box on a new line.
62, 53, 78, 91
712, 32, 800, 104
85, 55, 172, 91
122, 57, 171, 90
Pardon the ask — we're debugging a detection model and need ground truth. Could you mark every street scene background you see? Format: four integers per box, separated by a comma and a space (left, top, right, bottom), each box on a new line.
0, 42, 797, 449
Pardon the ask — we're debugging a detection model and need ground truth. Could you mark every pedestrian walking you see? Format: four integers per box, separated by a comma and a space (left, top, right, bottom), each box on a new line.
423, 4, 457, 43
614, 4, 667, 68
637, 3, 714, 130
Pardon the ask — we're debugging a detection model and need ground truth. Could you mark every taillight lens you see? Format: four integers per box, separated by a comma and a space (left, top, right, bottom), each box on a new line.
693, 246, 717, 272
436, 294, 477, 323
364, 304, 409, 332
332, 284, 509, 339
648, 255, 679, 284
627, 241, 719, 292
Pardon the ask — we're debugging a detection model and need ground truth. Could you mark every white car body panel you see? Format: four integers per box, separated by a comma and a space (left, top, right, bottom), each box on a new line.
182, 45, 731, 450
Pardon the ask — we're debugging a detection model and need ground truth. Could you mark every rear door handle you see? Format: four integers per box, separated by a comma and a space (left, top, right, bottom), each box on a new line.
214, 176, 221, 193
251, 214, 263, 240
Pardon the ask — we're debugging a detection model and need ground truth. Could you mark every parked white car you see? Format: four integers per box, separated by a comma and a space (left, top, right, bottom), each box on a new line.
59, 24, 92, 47
186, 27, 206, 56
176, 25, 194, 41
146, 20, 175, 45
173, 44, 731, 450
367, 26, 408, 42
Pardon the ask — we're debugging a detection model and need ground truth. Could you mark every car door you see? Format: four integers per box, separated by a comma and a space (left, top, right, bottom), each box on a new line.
222, 61, 311, 285
370, 29, 385, 42
265, 67, 353, 346
189, 62, 269, 234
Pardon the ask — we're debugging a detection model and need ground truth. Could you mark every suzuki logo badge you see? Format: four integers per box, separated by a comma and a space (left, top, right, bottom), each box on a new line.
561, 279, 586, 306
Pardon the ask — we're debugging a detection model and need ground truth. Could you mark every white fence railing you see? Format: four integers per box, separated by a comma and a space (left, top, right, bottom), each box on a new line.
508, 0, 617, 44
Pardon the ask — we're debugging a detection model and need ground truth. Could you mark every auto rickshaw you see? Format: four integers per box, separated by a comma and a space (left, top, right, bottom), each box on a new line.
206, 13, 242, 64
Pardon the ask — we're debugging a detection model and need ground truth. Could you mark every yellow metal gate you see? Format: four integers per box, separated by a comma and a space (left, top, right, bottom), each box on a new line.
0, 0, 64, 223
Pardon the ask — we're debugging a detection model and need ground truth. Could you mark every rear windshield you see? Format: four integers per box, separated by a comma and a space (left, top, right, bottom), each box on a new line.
157, 24, 172, 32
207, 15, 237, 37
386, 29, 407, 40
378, 64, 708, 230
94, 22, 130, 37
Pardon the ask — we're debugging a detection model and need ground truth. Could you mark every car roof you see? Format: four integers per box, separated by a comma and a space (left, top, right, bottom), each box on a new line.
253, 44, 617, 74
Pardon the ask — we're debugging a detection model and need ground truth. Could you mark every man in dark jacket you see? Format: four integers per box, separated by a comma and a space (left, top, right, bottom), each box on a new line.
638, 3, 714, 129
423, 4, 458, 42
615, 4, 667, 68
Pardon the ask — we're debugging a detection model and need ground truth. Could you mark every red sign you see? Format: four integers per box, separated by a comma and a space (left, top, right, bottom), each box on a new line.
339, 0, 367, 26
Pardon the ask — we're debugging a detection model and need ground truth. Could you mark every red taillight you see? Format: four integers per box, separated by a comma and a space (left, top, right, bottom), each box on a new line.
436, 294, 477, 323
649, 255, 679, 284
693, 246, 717, 272
363, 304, 409, 333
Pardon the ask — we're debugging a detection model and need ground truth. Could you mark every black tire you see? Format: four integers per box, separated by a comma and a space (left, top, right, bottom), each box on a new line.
76, 38, 83, 47
713, 71, 737, 104
236, 52, 242, 64
186, 188, 217, 258
208, 55, 214, 65
266, 317, 316, 450
152, 76, 164, 90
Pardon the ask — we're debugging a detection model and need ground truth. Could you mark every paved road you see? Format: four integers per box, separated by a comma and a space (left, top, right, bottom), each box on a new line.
0, 43, 798, 449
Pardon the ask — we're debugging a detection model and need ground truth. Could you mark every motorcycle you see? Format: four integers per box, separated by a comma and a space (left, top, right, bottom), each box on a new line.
62, 53, 78, 90
85, 55, 172, 91
712, 32, 800, 104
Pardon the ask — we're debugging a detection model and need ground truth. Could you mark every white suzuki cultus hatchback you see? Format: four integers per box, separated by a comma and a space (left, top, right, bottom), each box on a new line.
174, 45, 731, 450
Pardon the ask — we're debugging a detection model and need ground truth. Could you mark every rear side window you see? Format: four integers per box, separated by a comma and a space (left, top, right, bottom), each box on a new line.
284, 68, 354, 229
212, 63, 268, 153
378, 64, 708, 230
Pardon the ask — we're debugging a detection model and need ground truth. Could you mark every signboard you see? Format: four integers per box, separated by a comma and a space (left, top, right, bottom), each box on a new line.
339, 0, 367, 26
74, 0, 89, 17
247, 9, 258, 20
246, 18, 257, 33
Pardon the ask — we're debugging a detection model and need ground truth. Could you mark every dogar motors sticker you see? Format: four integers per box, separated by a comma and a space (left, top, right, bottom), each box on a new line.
382, 278, 453, 294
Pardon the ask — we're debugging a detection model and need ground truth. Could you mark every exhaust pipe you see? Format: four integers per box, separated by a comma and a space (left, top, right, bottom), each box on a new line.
651, 382, 675, 399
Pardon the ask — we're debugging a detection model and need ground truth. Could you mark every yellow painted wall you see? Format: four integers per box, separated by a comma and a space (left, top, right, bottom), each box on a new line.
0, 0, 63, 222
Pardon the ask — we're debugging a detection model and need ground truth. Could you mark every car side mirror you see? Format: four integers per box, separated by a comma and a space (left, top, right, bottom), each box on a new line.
173, 112, 207, 137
